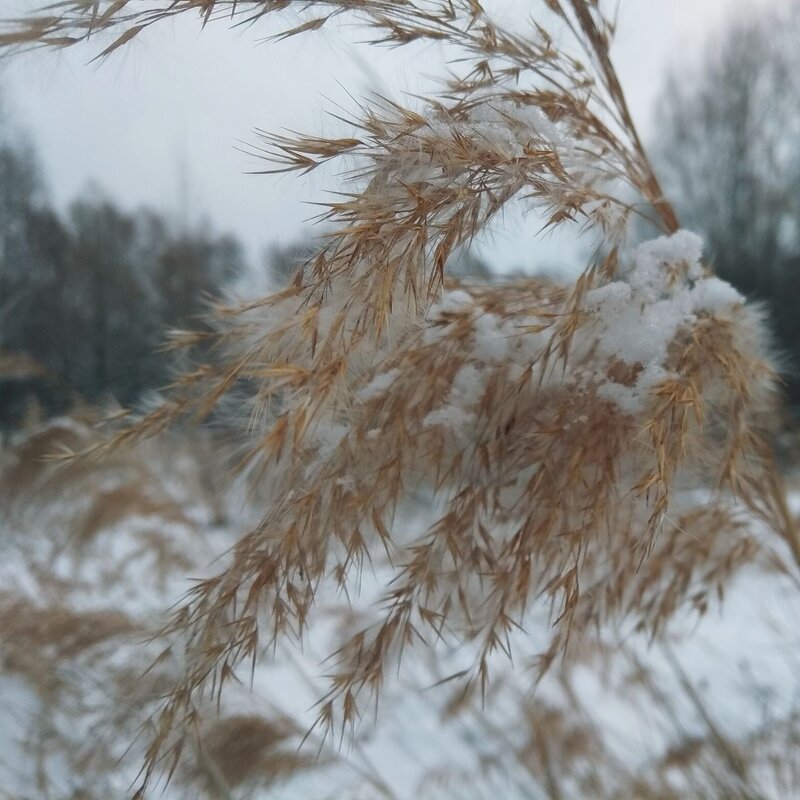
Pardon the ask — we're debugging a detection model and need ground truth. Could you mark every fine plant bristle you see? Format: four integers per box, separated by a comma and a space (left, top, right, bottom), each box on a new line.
2, 1, 799, 797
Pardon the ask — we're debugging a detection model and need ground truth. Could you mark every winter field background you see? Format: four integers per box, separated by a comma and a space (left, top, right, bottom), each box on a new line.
3, 1, 800, 799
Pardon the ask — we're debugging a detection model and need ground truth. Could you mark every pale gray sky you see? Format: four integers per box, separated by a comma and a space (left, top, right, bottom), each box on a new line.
1, 0, 781, 272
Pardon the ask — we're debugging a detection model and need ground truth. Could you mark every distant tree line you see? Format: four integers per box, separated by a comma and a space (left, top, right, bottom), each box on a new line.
0, 106, 244, 422
651, 0, 800, 406
6, 0, 800, 425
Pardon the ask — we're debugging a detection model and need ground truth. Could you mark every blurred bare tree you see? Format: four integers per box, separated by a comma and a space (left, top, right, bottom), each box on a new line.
651, 1, 800, 402
0, 105, 245, 422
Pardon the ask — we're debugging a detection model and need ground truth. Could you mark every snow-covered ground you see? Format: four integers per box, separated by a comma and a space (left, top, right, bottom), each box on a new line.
1, 416, 799, 799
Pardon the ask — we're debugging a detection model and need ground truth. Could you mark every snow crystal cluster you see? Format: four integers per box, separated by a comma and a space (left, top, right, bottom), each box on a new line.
426, 100, 571, 161
356, 231, 751, 436
585, 230, 744, 414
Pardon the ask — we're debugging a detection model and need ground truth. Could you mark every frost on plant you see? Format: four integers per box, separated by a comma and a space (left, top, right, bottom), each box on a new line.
0, 1, 796, 795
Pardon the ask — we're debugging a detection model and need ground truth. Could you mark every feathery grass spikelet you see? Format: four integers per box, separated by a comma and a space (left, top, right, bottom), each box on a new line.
1, 1, 796, 794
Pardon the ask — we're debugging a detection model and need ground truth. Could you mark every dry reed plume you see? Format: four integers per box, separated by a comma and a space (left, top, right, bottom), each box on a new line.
2, 1, 799, 796
0, 417, 348, 798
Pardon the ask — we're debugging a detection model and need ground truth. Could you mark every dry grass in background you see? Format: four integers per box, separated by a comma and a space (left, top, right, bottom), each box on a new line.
1, 413, 799, 798
2, 2, 800, 798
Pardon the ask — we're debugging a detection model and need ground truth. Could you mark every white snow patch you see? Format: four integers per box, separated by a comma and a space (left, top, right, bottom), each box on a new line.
358, 368, 401, 401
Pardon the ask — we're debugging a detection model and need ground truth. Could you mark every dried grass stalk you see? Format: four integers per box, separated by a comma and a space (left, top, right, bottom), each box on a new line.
2, 1, 797, 794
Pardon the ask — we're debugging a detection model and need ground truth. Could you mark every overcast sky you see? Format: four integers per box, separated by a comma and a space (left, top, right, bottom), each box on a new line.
1, 0, 782, 272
